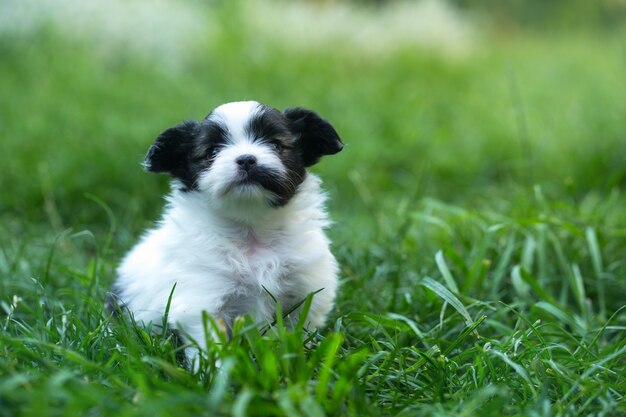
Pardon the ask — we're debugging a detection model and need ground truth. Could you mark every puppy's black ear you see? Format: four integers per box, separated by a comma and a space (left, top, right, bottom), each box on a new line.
144, 121, 199, 175
284, 108, 343, 167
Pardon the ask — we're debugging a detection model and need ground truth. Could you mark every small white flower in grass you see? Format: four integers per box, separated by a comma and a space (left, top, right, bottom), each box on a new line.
12, 295, 22, 309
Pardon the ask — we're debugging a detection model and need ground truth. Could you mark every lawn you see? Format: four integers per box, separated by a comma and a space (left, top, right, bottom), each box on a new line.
1, 2, 625, 416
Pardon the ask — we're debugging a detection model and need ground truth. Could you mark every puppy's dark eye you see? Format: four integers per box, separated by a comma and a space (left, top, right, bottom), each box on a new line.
271, 142, 283, 152
208, 147, 220, 159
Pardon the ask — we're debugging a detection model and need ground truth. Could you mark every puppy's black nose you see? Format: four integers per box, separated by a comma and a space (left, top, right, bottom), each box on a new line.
236, 155, 257, 170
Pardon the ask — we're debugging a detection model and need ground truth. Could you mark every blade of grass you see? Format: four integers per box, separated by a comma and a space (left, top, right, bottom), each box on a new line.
490, 350, 537, 396
586, 226, 606, 319
435, 250, 459, 293
421, 277, 473, 327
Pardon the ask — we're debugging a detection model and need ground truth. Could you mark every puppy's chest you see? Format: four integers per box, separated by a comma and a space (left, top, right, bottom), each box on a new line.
221, 237, 293, 285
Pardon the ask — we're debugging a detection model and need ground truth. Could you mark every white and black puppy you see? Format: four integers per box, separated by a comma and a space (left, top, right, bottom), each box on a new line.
109, 101, 343, 367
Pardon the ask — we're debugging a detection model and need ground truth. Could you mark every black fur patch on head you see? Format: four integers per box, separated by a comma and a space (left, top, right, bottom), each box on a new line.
244, 105, 306, 206
283, 107, 344, 167
144, 118, 228, 191
183, 118, 229, 190
144, 121, 199, 177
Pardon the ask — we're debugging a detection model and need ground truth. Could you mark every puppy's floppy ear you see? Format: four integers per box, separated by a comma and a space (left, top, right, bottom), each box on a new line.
284, 107, 343, 167
144, 121, 199, 175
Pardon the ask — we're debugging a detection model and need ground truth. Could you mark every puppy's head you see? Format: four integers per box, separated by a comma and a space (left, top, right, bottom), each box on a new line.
144, 101, 343, 209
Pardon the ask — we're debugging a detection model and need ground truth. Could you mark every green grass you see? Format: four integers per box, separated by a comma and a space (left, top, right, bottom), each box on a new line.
1, 4, 626, 416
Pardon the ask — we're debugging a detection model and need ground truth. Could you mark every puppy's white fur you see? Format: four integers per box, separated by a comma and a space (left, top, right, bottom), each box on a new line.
113, 101, 340, 367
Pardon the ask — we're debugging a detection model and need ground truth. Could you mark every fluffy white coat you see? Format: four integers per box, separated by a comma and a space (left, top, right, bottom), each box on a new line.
116, 174, 338, 364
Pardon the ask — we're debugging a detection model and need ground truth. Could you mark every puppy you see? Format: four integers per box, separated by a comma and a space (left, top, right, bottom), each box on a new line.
108, 101, 343, 367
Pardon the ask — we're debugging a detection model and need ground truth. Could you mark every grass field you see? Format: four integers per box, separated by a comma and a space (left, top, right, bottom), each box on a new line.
1, 2, 625, 416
